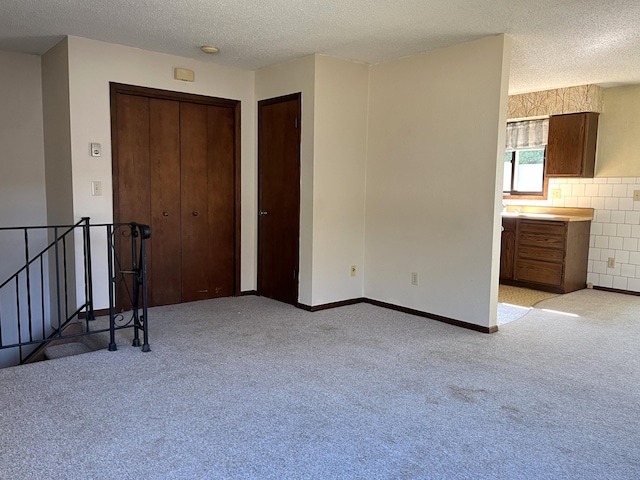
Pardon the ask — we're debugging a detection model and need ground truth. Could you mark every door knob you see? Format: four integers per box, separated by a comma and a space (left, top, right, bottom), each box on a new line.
163, 211, 169, 217
259, 211, 269, 216
193, 211, 199, 216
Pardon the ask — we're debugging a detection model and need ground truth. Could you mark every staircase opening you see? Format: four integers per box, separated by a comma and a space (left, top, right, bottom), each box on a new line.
0, 218, 151, 367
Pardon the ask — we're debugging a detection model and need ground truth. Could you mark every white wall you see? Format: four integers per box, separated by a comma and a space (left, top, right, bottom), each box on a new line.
0, 50, 47, 231
0, 50, 48, 366
596, 84, 640, 177
255, 55, 316, 305
312, 55, 369, 305
42, 38, 73, 227
364, 35, 512, 328
63, 36, 256, 308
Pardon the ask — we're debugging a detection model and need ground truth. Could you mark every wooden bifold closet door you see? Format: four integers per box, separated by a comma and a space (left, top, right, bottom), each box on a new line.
111, 83, 240, 310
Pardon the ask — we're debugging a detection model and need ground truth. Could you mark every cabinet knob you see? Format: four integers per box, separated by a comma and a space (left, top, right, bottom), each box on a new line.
193, 211, 199, 217
163, 211, 169, 217
259, 211, 269, 216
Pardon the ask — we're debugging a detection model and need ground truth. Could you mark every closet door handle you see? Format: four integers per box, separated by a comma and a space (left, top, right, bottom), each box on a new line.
259, 211, 269, 216
163, 211, 169, 217
193, 211, 199, 217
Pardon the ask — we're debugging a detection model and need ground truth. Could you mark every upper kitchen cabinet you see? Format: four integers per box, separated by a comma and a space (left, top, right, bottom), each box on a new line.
545, 112, 599, 178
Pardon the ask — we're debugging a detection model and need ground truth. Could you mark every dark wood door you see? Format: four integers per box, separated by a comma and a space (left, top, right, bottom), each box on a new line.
111, 83, 240, 310
258, 94, 301, 305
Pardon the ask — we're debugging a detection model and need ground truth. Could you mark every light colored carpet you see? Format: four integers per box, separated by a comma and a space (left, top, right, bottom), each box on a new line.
498, 285, 559, 308
0, 293, 638, 479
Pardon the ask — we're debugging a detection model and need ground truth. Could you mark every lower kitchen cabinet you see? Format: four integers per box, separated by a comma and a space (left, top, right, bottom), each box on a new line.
500, 218, 591, 293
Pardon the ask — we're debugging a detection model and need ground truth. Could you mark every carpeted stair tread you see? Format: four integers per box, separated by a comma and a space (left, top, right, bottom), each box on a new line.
44, 342, 93, 360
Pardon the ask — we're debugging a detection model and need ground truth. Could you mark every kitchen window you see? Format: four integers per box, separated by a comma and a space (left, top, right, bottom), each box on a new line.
503, 118, 549, 198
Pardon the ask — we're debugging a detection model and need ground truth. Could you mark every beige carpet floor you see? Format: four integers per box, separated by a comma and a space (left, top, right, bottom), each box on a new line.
498, 284, 560, 308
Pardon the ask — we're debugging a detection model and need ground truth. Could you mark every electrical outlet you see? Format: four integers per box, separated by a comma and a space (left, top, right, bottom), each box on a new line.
634, 190, 640, 202
551, 189, 562, 199
350, 265, 356, 277
608, 257, 616, 268
411, 272, 419, 286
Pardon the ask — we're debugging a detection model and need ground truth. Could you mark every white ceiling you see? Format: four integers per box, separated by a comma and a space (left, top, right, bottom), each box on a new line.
1, 0, 640, 93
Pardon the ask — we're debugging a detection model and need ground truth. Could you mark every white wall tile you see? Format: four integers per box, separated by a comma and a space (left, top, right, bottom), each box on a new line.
566, 178, 579, 184
623, 237, 638, 251
589, 246, 602, 259
616, 250, 630, 264
603, 223, 618, 236
622, 177, 637, 184
625, 211, 640, 224
607, 177, 622, 184
552, 198, 565, 207
587, 272, 599, 284
591, 197, 605, 209
621, 263, 636, 277
590, 222, 603, 235
598, 184, 613, 196
634, 201, 640, 212
619, 198, 634, 211
594, 178, 608, 184
560, 184, 572, 196
632, 225, 640, 237
589, 235, 595, 247
626, 185, 638, 197
609, 237, 624, 250
564, 197, 577, 207
584, 184, 599, 196
611, 210, 626, 224
588, 259, 593, 271
600, 248, 614, 261
595, 209, 610, 223
612, 184, 628, 197
627, 277, 640, 292
607, 264, 621, 276
599, 274, 613, 288
595, 236, 609, 248
571, 184, 585, 197
605, 197, 619, 210
618, 224, 632, 238
580, 178, 594, 184
613, 276, 628, 290
630, 251, 640, 265
593, 260, 607, 274
578, 197, 591, 208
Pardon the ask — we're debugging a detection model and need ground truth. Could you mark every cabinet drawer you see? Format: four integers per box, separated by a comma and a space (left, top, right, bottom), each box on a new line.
515, 259, 563, 286
518, 220, 566, 236
518, 245, 565, 263
518, 232, 566, 249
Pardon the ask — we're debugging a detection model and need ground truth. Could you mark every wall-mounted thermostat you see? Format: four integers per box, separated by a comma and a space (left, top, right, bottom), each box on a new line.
90, 143, 101, 157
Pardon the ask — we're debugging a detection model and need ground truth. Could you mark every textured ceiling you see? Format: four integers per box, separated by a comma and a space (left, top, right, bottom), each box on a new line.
1, 0, 640, 93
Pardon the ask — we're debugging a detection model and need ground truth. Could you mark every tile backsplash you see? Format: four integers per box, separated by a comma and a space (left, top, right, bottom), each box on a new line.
506, 177, 640, 292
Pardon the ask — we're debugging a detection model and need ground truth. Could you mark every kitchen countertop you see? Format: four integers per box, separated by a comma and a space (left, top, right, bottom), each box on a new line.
501, 206, 593, 222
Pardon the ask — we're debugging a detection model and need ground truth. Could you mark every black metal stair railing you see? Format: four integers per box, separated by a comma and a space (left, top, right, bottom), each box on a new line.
0, 218, 150, 367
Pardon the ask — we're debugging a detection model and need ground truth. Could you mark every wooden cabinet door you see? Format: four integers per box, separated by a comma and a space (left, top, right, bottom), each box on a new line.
500, 218, 516, 280
546, 112, 598, 177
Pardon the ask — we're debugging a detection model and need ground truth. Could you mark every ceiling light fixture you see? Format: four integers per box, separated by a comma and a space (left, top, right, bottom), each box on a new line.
201, 45, 219, 54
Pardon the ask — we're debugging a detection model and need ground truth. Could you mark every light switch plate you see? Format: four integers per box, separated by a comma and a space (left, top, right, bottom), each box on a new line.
551, 188, 562, 199
634, 190, 640, 202
91, 181, 102, 196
